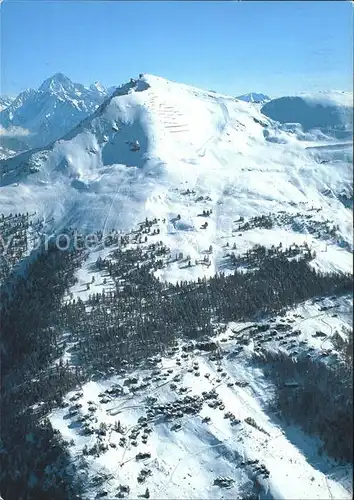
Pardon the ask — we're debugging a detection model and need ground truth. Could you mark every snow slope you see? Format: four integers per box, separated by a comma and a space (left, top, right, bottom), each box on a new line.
0, 74, 352, 280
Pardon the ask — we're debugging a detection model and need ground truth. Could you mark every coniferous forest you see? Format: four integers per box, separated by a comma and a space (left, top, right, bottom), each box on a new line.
0, 217, 352, 499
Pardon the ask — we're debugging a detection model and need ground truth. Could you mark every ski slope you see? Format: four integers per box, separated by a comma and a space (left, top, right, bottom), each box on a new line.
0, 74, 352, 281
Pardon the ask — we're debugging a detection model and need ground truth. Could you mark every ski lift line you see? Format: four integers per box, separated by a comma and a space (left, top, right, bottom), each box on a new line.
102, 178, 123, 239
176, 165, 213, 315
325, 475, 334, 500
196, 99, 229, 157
101, 137, 140, 236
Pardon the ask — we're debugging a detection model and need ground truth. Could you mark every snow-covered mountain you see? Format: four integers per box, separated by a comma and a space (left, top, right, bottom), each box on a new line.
0, 73, 112, 153
0, 95, 15, 111
236, 92, 270, 104
1, 74, 352, 500
0, 97, 18, 158
1, 74, 352, 271
261, 92, 353, 138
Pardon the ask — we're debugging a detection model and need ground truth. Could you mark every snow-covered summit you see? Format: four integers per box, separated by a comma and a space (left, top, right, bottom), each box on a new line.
236, 92, 271, 104
0, 73, 112, 152
39, 72, 76, 94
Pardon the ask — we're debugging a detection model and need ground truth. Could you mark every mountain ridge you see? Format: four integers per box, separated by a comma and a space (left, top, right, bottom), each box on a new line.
1, 73, 352, 279
0, 73, 113, 153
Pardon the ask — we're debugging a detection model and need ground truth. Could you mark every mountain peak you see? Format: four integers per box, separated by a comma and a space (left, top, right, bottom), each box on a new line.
1, 73, 111, 152
39, 72, 74, 93
89, 81, 107, 94
236, 92, 270, 104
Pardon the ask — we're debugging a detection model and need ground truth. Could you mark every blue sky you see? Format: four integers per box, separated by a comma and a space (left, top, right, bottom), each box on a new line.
1, 0, 352, 97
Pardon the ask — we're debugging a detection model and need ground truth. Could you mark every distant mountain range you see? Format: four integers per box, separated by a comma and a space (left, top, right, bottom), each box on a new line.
3, 74, 351, 161
0, 73, 115, 153
261, 92, 353, 137
0, 76, 271, 157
